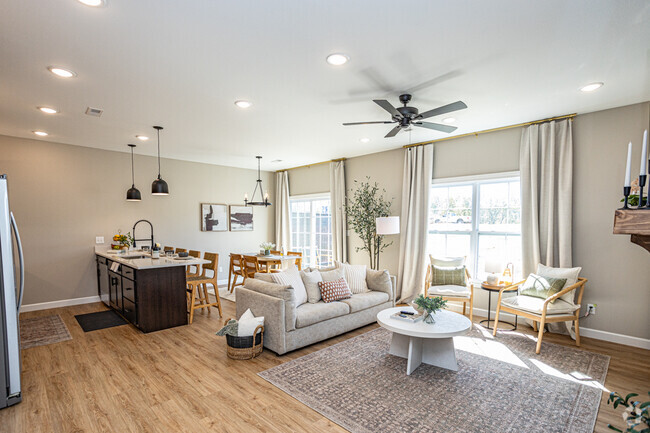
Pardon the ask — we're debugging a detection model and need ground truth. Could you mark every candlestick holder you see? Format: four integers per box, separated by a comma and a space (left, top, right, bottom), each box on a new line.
620, 186, 631, 209
646, 159, 650, 209
639, 174, 648, 209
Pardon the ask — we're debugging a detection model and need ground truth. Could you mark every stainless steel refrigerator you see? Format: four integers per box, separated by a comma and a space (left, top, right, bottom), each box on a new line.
0, 174, 23, 409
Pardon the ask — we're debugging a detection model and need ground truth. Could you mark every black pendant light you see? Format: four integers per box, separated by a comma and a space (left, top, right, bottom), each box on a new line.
244, 156, 271, 206
126, 144, 141, 201
151, 125, 169, 195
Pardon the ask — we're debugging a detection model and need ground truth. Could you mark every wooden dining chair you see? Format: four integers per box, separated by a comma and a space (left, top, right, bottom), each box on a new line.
242, 255, 261, 280
175, 248, 187, 254
260, 250, 282, 273
187, 249, 201, 277
287, 251, 302, 270
163, 246, 174, 252
228, 254, 246, 293
186, 252, 222, 324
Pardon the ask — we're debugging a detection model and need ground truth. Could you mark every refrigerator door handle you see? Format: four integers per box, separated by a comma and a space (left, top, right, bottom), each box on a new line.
10, 212, 24, 312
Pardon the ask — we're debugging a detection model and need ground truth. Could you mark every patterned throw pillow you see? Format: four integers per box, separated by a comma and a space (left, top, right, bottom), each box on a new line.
431, 265, 466, 286
519, 274, 567, 303
318, 277, 352, 303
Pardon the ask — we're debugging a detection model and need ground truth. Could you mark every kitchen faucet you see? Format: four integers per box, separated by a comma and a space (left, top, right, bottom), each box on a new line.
132, 219, 154, 249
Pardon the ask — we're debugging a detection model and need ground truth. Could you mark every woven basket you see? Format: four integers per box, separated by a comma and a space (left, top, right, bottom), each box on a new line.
223, 317, 264, 360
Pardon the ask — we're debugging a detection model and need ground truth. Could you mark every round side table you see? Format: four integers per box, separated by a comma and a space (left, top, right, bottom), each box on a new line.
480, 282, 518, 331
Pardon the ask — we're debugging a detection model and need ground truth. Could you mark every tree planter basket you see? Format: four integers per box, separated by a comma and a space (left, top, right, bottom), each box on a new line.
223, 318, 264, 360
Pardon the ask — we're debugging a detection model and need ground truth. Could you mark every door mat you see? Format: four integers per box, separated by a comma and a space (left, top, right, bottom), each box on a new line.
74, 310, 128, 332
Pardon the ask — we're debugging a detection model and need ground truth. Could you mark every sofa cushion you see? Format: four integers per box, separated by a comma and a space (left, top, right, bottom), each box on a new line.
501, 295, 579, 315
271, 265, 308, 306
254, 272, 274, 283
336, 261, 368, 294
366, 269, 393, 300
340, 291, 389, 313
300, 269, 323, 303
319, 267, 345, 282
427, 284, 470, 297
295, 301, 350, 328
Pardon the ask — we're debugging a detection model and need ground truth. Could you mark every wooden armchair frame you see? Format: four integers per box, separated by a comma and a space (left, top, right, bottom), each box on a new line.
424, 266, 474, 323
492, 277, 588, 354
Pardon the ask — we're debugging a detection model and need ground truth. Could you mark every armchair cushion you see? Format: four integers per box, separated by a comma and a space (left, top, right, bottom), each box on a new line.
430, 256, 465, 267
536, 264, 582, 304
501, 295, 579, 315
519, 274, 567, 303
431, 265, 467, 286
427, 284, 471, 298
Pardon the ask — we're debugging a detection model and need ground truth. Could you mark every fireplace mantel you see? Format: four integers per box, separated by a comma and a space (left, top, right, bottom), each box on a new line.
613, 209, 650, 253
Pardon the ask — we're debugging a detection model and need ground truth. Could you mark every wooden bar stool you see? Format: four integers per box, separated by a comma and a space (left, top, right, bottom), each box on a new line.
228, 254, 246, 293
187, 250, 201, 277
287, 251, 302, 270
186, 252, 222, 324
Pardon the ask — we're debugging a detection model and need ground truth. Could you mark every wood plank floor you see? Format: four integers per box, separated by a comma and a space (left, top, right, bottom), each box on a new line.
1, 298, 648, 433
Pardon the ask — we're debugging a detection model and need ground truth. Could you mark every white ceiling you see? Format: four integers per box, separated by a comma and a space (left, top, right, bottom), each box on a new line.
1, 0, 649, 171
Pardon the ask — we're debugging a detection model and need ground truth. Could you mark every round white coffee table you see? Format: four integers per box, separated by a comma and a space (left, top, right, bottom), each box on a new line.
377, 307, 472, 375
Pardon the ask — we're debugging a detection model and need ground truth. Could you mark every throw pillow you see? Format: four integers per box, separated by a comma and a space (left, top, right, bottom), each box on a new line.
431, 265, 466, 286
519, 274, 567, 303
300, 269, 323, 303
271, 265, 308, 306
319, 277, 352, 303
536, 264, 582, 304
237, 308, 264, 337
430, 255, 465, 268
335, 261, 368, 294
319, 267, 345, 282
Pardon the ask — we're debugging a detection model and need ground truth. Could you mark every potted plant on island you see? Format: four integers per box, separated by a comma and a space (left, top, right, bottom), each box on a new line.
412, 294, 447, 324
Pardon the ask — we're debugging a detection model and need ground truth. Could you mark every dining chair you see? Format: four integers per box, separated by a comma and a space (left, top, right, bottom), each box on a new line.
186, 252, 222, 324
260, 250, 282, 273
187, 249, 201, 277
287, 251, 302, 270
175, 248, 187, 254
242, 255, 261, 281
228, 254, 246, 293
163, 246, 174, 252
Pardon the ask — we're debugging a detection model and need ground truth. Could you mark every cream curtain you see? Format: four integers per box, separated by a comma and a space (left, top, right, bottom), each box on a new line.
329, 160, 347, 263
396, 144, 433, 304
520, 119, 574, 335
275, 171, 291, 252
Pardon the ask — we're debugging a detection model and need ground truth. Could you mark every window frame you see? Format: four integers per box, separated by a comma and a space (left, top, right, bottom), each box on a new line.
430, 171, 520, 281
289, 192, 333, 268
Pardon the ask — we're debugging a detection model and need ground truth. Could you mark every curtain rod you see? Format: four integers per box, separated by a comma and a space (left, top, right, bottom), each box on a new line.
276, 157, 346, 173
402, 113, 577, 149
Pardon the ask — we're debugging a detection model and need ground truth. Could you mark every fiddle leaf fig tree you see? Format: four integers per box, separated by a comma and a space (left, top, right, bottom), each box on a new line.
345, 177, 393, 270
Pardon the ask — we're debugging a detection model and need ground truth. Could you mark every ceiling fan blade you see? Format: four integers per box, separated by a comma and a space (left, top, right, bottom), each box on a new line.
342, 121, 394, 126
373, 99, 401, 118
413, 122, 457, 134
417, 101, 468, 120
384, 125, 402, 138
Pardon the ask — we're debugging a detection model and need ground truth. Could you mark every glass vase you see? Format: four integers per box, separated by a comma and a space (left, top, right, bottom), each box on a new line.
423, 310, 435, 324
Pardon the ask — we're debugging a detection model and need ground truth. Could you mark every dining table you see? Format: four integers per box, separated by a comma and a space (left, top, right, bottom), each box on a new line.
241, 253, 298, 272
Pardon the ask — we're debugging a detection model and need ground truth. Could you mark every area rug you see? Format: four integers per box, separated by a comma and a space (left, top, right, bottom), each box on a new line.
74, 310, 127, 332
20, 314, 72, 349
217, 286, 236, 303
258, 326, 609, 433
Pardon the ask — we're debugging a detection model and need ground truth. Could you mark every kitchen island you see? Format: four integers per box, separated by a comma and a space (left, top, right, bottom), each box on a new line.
95, 248, 209, 332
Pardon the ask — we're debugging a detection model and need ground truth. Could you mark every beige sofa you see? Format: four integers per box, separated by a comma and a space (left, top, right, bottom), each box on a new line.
236, 268, 395, 355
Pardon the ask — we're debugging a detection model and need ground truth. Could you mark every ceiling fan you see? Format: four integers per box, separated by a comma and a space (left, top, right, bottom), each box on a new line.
343, 94, 467, 138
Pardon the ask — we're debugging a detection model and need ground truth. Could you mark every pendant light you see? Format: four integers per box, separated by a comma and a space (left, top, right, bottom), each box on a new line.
126, 144, 141, 201
151, 125, 169, 195
244, 156, 271, 206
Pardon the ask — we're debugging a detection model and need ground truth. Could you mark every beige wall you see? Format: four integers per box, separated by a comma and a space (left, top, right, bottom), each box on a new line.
0, 135, 275, 306
287, 164, 329, 196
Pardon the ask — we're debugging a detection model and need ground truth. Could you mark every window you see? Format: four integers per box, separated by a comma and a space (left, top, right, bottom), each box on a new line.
290, 194, 333, 268
428, 174, 522, 281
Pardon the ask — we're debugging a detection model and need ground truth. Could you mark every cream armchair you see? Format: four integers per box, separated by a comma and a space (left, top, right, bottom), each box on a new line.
424, 264, 474, 323
492, 277, 587, 354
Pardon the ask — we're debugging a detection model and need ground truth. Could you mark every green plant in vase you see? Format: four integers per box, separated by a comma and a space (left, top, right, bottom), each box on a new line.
606, 391, 649, 432
412, 294, 447, 324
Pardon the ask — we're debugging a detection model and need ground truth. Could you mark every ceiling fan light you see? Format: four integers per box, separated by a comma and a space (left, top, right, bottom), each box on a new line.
442, 117, 455, 124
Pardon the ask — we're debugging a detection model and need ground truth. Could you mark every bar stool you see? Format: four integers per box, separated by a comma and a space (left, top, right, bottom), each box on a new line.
187, 250, 201, 277
186, 252, 222, 324
228, 254, 246, 293
287, 251, 302, 270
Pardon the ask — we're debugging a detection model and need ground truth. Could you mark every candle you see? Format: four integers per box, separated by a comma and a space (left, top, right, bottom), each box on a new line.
624, 141, 632, 187
244, 193, 248, 200
641, 129, 648, 176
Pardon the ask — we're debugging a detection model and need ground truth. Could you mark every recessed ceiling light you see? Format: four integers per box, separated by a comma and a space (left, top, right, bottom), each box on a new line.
580, 82, 603, 92
442, 117, 455, 124
136, 135, 149, 141
47, 66, 76, 78
326, 53, 349, 66
234, 100, 252, 109
359, 138, 370, 143
33, 131, 48, 136
38, 106, 58, 114
77, 0, 105, 6
271, 159, 283, 163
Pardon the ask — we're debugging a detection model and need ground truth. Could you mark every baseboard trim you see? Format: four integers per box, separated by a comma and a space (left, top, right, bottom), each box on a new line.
444, 302, 650, 350
20, 295, 101, 313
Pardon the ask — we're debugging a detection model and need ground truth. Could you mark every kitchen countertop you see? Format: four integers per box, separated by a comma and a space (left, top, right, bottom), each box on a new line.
95, 247, 210, 270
